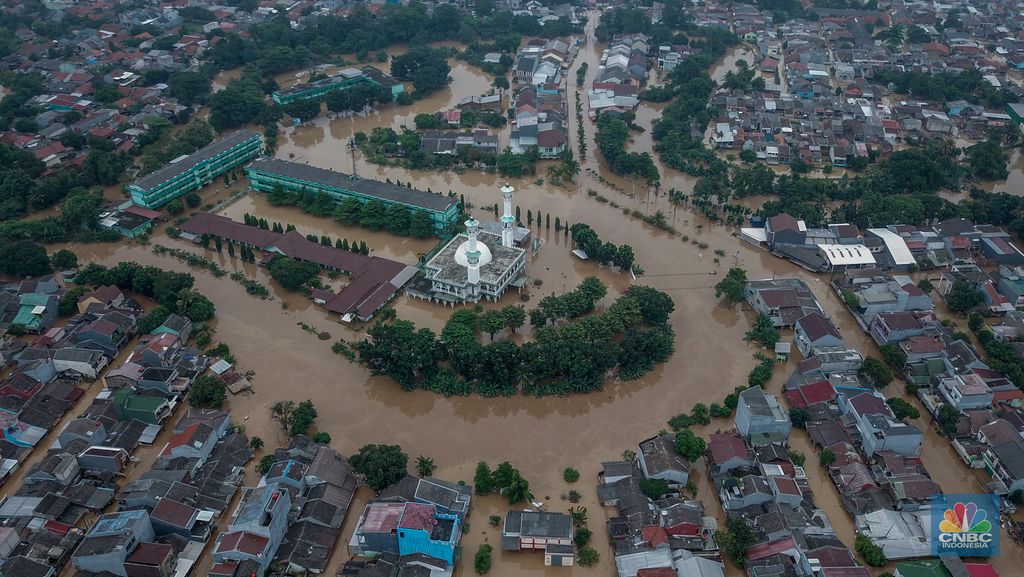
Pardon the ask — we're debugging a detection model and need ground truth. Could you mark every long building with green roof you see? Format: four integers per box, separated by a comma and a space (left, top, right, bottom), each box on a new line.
245, 157, 461, 234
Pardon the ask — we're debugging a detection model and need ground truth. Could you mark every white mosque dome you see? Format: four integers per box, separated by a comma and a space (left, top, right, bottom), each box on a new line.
454, 236, 492, 267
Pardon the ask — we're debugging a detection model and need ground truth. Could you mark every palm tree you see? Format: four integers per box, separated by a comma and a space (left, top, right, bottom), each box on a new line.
569, 506, 588, 526
249, 436, 264, 451
175, 288, 200, 315
546, 164, 563, 184
416, 455, 435, 478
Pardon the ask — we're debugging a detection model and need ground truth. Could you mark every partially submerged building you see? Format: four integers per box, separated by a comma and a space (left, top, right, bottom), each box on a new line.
128, 129, 262, 209
246, 157, 460, 234
271, 66, 404, 105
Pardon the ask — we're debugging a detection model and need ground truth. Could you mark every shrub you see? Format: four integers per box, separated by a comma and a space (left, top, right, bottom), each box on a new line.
474, 544, 492, 574
563, 467, 580, 483
640, 478, 670, 500
855, 534, 887, 567
576, 546, 599, 567
574, 527, 592, 547
488, 515, 501, 527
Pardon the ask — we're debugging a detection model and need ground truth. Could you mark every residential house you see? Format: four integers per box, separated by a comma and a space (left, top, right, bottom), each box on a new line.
736, 386, 792, 445
72, 510, 156, 577
350, 502, 461, 564
938, 374, 994, 411
983, 439, 1024, 494
637, 434, 690, 485
77, 286, 125, 314
52, 348, 108, 379
123, 542, 175, 577
707, 433, 753, 475
77, 446, 129, 474
501, 510, 573, 565
795, 312, 843, 357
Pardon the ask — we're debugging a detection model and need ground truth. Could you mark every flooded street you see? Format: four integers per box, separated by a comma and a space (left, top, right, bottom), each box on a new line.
41, 13, 1024, 577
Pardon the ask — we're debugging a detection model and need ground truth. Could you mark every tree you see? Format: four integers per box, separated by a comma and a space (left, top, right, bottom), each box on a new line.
391, 47, 452, 96
717, 517, 758, 567
176, 288, 215, 322
409, 211, 435, 238
59, 286, 88, 317
946, 278, 985, 313
819, 449, 836, 467
50, 249, 78, 270
692, 402, 711, 425
674, 429, 706, 462
745, 313, 780, 348
789, 408, 810, 429
880, 344, 908, 369
474, 462, 493, 495
917, 279, 933, 293
625, 284, 675, 324
788, 450, 806, 466
479, 310, 505, 341
0, 240, 52, 276
249, 437, 264, 451
268, 256, 319, 290
289, 400, 317, 436
188, 375, 227, 408
887, 398, 921, 420
855, 534, 887, 567
563, 467, 580, 483
859, 357, 893, 387
474, 544, 492, 574
313, 432, 332, 444
575, 526, 592, 547
640, 478, 670, 500
258, 455, 276, 475
166, 199, 185, 215
938, 405, 960, 436
416, 455, 436, 477
185, 193, 201, 208
137, 306, 172, 335
739, 149, 757, 163
350, 444, 409, 491
714, 267, 747, 302
501, 305, 526, 332
569, 506, 588, 526
576, 547, 600, 567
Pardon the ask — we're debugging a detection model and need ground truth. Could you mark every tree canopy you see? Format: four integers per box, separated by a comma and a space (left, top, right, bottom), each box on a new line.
349, 443, 409, 492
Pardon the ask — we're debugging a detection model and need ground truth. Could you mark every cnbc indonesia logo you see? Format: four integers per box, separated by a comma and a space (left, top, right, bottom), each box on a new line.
933, 495, 999, 556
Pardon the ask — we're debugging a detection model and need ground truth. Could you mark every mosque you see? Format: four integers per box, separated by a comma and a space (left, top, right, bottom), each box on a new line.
415, 184, 529, 303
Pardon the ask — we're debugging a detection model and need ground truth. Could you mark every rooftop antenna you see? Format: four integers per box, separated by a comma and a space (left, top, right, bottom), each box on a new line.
347, 137, 358, 178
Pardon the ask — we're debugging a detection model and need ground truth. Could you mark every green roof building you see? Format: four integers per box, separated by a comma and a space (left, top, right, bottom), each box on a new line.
1006, 102, 1024, 125
894, 560, 952, 577
113, 387, 173, 425
128, 129, 262, 209
246, 157, 461, 234
272, 66, 405, 106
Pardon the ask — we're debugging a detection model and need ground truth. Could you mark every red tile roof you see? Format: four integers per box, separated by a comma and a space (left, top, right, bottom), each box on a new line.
151, 498, 197, 528
127, 542, 172, 565
216, 531, 269, 556
398, 503, 437, 531
746, 536, 797, 561
641, 525, 669, 548
784, 380, 836, 409
709, 433, 749, 465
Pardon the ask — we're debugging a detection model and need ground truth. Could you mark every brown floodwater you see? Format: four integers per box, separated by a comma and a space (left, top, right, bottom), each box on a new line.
31, 12, 1024, 576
